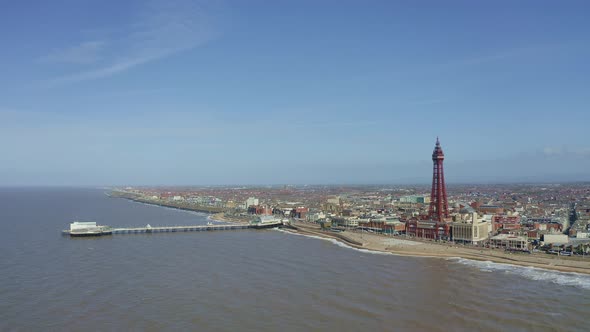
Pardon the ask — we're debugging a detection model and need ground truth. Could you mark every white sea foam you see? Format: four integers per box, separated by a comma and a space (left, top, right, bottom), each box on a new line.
276, 230, 590, 289
449, 257, 590, 290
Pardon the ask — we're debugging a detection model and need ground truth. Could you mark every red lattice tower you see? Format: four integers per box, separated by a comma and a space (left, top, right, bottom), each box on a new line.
429, 137, 449, 222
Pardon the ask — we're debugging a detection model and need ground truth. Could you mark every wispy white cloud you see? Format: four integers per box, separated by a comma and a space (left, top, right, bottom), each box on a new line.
39, 41, 106, 64
43, 0, 222, 85
48, 52, 168, 83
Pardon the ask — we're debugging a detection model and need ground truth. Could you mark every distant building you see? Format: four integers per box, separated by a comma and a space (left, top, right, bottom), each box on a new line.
490, 234, 527, 249
293, 207, 308, 219
492, 214, 521, 232
307, 212, 326, 223
247, 205, 273, 215
541, 234, 569, 245
451, 212, 490, 245
343, 218, 359, 228
360, 218, 406, 233
326, 197, 341, 205
406, 219, 449, 240
70, 221, 98, 231
399, 195, 430, 204
251, 215, 281, 225
478, 205, 504, 214
245, 197, 259, 209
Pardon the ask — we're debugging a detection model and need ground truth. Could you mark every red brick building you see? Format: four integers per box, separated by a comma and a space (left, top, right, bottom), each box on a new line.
492, 215, 521, 231
406, 219, 450, 239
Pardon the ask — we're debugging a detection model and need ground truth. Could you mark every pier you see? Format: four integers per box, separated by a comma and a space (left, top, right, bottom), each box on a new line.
62, 221, 283, 236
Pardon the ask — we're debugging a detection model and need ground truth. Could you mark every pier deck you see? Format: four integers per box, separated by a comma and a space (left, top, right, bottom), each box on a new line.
62, 222, 282, 236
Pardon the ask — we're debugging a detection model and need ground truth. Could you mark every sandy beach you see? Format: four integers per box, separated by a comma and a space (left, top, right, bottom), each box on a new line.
207, 213, 590, 275
287, 221, 590, 275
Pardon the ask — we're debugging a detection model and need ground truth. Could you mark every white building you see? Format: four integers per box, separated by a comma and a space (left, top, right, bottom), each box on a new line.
307, 212, 326, 222
342, 218, 359, 228
252, 215, 280, 224
491, 234, 528, 249
542, 234, 569, 245
70, 221, 98, 231
451, 212, 490, 245
245, 197, 259, 208
399, 195, 430, 204
327, 197, 341, 205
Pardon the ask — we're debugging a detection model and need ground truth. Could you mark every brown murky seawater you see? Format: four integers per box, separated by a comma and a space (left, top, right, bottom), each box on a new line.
1, 189, 588, 331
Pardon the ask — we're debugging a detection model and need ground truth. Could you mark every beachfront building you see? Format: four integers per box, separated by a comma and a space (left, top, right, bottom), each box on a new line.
451, 212, 490, 245
251, 215, 281, 225
360, 217, 406, 234
245, 197, 259, 209
541, 234, 569, 246
490, 234, 527, 249
307, 211, 326, 223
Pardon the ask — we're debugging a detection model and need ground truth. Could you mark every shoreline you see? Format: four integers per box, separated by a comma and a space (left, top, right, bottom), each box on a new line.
287, 221, 590, 275
108, 191, 226, 214
109, 192, 253, 225
110, 193, 590, 275
208, 212, 252, 224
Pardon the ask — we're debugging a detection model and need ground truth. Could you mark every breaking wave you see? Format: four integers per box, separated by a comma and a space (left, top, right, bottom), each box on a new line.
275, 230, 590, 290
449, 258, 590, 290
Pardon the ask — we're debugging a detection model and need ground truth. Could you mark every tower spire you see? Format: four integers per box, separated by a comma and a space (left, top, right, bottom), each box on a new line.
429, 137, 449, 223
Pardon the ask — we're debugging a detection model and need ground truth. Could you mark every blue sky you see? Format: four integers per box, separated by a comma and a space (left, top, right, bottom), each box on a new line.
1, 0, 589, 185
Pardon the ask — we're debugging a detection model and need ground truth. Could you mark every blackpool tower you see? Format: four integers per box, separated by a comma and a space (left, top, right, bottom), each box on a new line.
428, 137, 449, 222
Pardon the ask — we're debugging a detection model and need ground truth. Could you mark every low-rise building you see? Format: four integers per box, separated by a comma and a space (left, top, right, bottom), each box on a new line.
360, 217, 406, 234
406, 219, 451, 240
490, 234, 527, 249
541, 234, 569, 245
306, 211, 326, 223
245, 197, 259, 209
451, 212, 490, 245
492, 214, 521, 232
399, 195, 430, 204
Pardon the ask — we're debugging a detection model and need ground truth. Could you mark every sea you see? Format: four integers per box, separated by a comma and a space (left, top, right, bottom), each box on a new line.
1, 188, 589, 331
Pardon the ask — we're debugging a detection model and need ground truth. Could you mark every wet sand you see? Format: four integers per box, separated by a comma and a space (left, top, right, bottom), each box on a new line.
288, 221, 590, 275
208, 214, 590, 275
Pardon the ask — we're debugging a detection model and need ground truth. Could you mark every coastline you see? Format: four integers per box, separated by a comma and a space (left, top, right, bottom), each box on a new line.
209, 212, 252, 224
108, 192, 253, 225
286, 221, 590, 275
108, 191, 226, 214
109, 193, 590, 275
